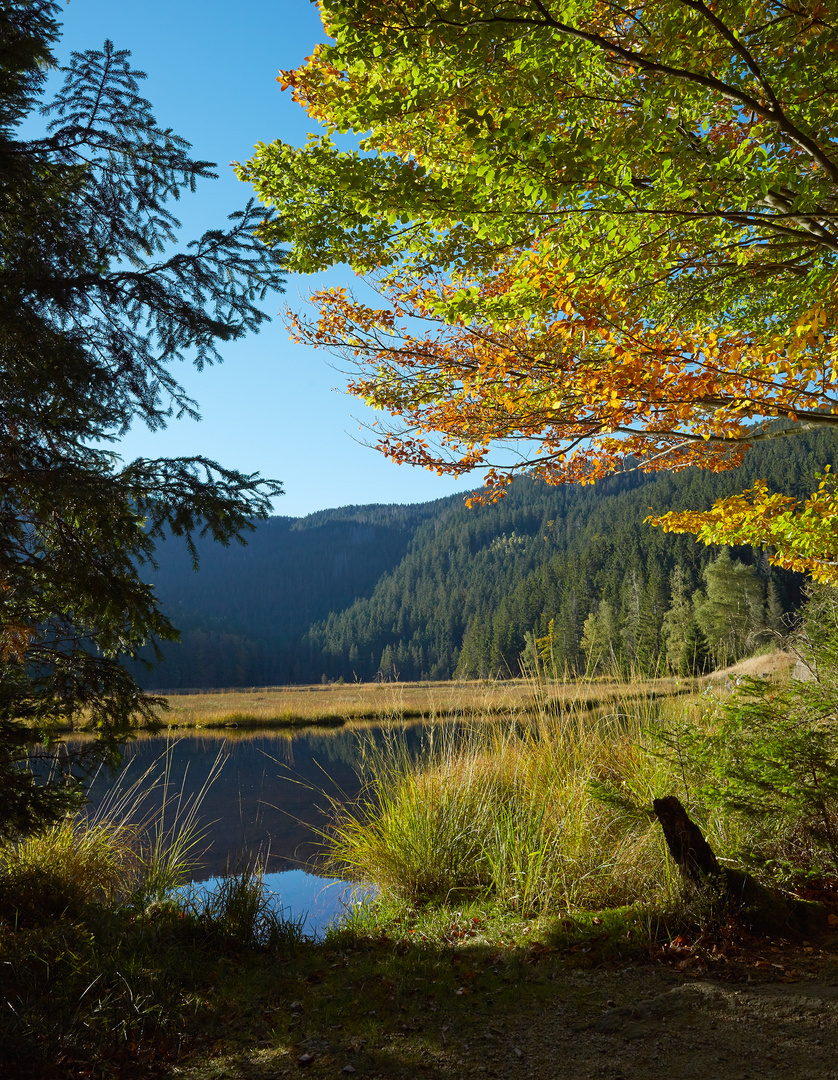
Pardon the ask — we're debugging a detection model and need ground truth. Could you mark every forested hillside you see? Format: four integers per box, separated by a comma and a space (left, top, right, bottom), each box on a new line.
131, 503, 442, 688
136, 431, 838, 688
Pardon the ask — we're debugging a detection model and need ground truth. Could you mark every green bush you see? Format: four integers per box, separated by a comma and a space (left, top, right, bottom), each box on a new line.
682, 587, 838, 877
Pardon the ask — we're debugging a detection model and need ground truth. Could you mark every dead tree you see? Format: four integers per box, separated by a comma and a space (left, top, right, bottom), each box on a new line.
652, 796, 722, 887
652, 794, 828, 935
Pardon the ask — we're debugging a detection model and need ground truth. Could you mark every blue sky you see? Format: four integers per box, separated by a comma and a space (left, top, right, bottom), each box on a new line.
53, 0, 476, 518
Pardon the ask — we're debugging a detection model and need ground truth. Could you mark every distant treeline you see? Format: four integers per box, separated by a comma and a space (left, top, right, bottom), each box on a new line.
131, 431, 838, 689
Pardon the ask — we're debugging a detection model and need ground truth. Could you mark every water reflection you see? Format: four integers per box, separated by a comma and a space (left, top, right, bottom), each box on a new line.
187, 868, 376, 940
81, 729, 376, 878
74, 721, 457, 929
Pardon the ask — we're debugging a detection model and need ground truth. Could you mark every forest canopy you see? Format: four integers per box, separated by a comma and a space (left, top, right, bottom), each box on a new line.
243, 0, 838, 581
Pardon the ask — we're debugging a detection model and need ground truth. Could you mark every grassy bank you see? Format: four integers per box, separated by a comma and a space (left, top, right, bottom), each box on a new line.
0, 871, 675, 1080
58, 649, 795, 734
16, 650, 795, 738
2, 836, 832, 1079
0, 779, 703, 1080
326, 688, 751, 914
10, 677, 699, 737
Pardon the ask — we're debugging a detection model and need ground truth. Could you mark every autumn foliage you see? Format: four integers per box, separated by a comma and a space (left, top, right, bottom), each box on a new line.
246, 0, 838, 581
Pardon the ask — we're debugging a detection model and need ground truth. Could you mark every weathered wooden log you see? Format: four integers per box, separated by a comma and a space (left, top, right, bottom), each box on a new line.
652, 794, 830, 936
652, 796, 722, 887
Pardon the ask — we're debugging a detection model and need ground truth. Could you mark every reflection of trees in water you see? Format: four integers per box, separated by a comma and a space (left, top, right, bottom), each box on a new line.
68, 719, 530, 878
70, 725, 446, 879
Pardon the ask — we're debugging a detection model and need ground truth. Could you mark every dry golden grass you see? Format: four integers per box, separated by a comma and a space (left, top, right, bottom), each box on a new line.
25, 649, 794, 736
153, 675, 695, 731
706, 649, 796, 683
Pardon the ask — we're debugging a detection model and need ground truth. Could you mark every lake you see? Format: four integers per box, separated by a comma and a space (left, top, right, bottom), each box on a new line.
77, 724, 425, 936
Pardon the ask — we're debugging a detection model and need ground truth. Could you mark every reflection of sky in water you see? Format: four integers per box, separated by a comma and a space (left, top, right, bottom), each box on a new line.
188, 868, 376, 939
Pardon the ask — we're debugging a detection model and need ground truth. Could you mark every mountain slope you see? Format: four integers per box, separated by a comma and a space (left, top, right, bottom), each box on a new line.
136, 431, 838, 687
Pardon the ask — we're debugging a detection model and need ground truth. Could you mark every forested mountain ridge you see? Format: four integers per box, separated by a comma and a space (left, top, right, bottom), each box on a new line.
136, 432, 838, 689
134, 502, 445, 687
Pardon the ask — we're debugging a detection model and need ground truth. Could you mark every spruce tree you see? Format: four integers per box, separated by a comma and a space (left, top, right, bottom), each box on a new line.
661, 565, 696, 673
679, 618, 712, 677
694, 551, 765, 667
580, 600, 619, 677
0, 2, 286, 836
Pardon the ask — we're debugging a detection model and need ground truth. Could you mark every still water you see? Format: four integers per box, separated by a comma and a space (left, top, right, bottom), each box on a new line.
185, 869, 375, 939
80, 726, 420, 936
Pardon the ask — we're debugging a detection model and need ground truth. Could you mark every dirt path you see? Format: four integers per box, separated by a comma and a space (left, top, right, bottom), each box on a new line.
180, 945, 838, 1080
450, 966, 838, 1080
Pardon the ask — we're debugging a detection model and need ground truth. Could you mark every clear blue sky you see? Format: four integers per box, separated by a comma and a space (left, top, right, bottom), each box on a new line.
54, 0, 476, 518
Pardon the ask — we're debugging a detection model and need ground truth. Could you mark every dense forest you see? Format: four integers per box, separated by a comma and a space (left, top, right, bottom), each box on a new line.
133, 431, 838, 689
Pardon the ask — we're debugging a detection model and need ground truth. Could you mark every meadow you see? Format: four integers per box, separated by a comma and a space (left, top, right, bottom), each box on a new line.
153, 673, 699, 730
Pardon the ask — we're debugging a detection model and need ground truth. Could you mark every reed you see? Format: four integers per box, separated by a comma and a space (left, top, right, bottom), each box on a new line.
328, 685, 740, 914
190, 864, 307, 949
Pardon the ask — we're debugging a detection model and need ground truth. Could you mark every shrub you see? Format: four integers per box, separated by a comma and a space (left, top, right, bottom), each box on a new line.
680, 586, 838, 877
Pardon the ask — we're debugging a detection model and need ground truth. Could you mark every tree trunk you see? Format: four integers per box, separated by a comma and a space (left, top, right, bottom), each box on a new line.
652, 796, 722, 886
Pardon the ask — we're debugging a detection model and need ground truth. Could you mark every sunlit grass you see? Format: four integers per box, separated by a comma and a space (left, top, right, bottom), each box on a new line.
0, 816, 140, 924
153, 675, 695, 731
328, 684, 755, 914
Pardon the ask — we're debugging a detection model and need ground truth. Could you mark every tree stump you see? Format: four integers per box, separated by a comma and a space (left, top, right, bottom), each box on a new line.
652, 796, 722, 887
652, 794, 830, 936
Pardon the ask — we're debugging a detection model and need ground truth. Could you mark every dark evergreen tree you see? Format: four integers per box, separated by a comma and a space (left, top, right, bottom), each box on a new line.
765, 580, 787, 637
0, 2, 286, 836
661, 565, 695, 673
581, 601, 619, 676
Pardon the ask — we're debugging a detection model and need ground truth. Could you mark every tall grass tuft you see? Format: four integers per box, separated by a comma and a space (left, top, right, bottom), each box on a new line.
0, 743, 223, 926
131, 748, 224, 904
0, 816, 140, 924
193, 864, 306, 949
329, 687, 733, 913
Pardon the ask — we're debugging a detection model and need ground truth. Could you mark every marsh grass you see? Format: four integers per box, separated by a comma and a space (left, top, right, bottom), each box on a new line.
328, 683, 749, 914
0, 816, 140, 925
0, 742, 223, 929
115, 676, 693, 731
